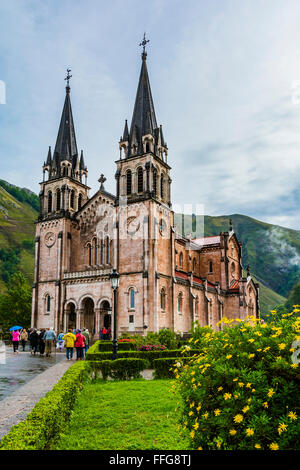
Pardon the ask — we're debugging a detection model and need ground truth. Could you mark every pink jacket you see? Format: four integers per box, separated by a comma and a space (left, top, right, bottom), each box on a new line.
12, 331, 20, 341
75, 333, 85, 348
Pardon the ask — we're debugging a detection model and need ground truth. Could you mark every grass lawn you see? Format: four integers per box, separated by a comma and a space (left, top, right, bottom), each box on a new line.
54, 379, 190, 450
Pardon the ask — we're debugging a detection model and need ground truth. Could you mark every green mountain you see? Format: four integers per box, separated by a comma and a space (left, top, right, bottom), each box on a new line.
0, 181, 38, 291
0, 180, 297, 315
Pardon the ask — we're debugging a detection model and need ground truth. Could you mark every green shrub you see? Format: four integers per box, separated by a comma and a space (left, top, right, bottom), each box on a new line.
98, 341, 136, 351
153, 357, 191, 379
0, 361, 90, 450
89, 358, 150, 380
174, 311, 300, 450
86, 348, 200, 368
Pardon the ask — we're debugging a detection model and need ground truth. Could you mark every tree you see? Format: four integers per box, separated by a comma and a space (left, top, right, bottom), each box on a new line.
0, 272, 32, 336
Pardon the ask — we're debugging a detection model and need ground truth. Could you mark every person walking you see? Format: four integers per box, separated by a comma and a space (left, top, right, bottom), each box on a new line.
74, 329, 86, 361
11, 330, 20, 354
82, 328, 90, 355
38, 329, 46, 356
43, 328, 56, 357
29, 329, 39, 355
102, 327, 107, 340
57, 332, 65, 352
20, 328, 28, 352
63, 329, 77, 361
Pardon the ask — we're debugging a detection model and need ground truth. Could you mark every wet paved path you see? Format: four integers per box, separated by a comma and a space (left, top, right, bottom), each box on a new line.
0, 346, 73, 439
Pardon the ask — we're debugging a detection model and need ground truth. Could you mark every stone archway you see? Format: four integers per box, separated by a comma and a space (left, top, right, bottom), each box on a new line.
100, 300, 111, 333
65, 302, 76, 331
82, 297, 95, 335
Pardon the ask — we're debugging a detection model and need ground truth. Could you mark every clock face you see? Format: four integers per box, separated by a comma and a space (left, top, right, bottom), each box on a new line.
126, 216, 140, 236
45, 232, 56, 248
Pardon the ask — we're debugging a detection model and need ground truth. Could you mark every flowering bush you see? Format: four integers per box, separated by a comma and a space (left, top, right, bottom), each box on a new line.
138, 344, 167, 351
173, 308, 300, 450
118, 338, 134, 343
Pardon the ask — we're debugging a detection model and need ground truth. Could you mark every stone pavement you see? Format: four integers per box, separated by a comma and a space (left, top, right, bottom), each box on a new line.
0, 358, 73, 440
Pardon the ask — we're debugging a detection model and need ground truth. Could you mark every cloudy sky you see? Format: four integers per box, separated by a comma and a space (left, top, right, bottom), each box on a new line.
1, 0, 300, 229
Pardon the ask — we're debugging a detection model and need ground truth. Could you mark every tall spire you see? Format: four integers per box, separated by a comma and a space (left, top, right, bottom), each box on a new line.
129, 35, 158, 141
53, 69, 78, 163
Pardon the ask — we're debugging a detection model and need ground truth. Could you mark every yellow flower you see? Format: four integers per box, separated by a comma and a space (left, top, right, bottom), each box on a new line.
234, 414, 244, 424
202, 412, 209, 419
196, 405, 202, 412
269, 443, 279, 450
193, 422, 199, 430
291, 363, 298, 369
197, 447, 203, 450
190, 402, 195, 408
246, 428, 254, 436
242, 406, 250, 413
278, 423, 288, 434
246, 383, 252, 388
226, 354, 232, 359
254, 444, 261, 449
224, 393, 232, 400
214, 409, 221, 416
268, 388, 275, 398
189, 411, 194, 416
238, 382, 244, 388
218, 386, 223, 391
229, 429, 237, 436
288, 411, 297, 421
248, 354, 255, 359
251, 388, 256, 393
278, 343, 286, 350
190, 430, 195, 439
248, 338, 255, 343
263, 402, 268, 408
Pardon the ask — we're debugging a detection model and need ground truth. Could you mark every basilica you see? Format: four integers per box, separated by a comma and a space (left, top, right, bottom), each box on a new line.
31, 44, 259, 339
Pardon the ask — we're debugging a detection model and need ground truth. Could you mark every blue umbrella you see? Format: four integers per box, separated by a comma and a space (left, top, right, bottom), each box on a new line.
9, 326, 23, 331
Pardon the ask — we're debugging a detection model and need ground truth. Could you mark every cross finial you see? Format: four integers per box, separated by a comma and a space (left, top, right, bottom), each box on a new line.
64, 68, 72, 88
98, 173, 107, 190
139, 32, 150, 57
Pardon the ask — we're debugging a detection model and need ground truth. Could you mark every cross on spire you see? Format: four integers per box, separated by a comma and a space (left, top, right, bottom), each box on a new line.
64, 68, 72, 88
139, 33, 149, 57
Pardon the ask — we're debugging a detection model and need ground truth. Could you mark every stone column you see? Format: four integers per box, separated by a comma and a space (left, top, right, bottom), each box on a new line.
94, 308, 101, 337
76, 308, 83, 329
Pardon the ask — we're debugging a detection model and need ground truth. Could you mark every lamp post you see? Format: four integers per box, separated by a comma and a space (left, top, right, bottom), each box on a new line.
109, 268, 120, 360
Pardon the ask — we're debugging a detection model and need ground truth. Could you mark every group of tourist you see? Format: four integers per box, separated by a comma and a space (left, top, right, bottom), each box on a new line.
99, 326, 111, 340
10, 327, 90, 361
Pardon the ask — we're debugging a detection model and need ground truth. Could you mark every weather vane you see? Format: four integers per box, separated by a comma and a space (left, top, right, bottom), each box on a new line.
64, 68, 72, 86
139, 32, 149, 54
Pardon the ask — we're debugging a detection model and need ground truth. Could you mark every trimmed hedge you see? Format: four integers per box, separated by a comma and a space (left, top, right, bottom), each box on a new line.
98, 341, 136, 351
89, 358, 150, 380
153, 357, 192, 379
0, 361, 90, 450
86, 347, 200, 368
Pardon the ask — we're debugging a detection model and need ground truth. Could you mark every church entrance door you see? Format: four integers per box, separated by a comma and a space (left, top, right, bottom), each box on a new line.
82, 297, 95, 335
66, 302, 76, 331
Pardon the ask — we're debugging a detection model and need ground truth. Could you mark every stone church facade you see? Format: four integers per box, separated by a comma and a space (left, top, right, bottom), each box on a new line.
31, 47, 259, 339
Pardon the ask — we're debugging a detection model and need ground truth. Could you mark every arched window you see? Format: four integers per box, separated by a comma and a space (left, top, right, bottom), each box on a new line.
231, 262, 236, 278
62, 166, 67, 177
126, 170, 132, 195
137, 167, 143, 193
179, 252, 183, 268
153, 169, 157, 196
106, 236, 110, 264
87, 243, 92, 266
209, 261, 213, 273
94, 238, 98, 265
129, 288, 135, 309
160, 174, 164, 199
100, 233, 104, 264
70, 189, 75, 210
195, 296, 199, 317
178, 293, 183, 313
46, 294, 51, 312
160, 288, 166, 310
48, 191, 52, 213
146, 142, 151, 153
78, 194, 82, 210
56, 189, 61, 211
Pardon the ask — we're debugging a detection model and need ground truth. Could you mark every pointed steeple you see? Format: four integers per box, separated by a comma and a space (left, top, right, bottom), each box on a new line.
129, 51, 157, 141
46, 146, 52, 166
122, 119, 129, 141
53, 79, 78, 163
80, 150, 86, 170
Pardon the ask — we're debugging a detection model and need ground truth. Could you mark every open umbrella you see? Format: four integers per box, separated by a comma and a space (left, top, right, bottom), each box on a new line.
9, 326, 23, 331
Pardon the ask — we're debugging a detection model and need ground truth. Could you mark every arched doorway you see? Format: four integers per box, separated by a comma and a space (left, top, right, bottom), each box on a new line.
82, 297, 95, 335
100, 300, 111, 330
65, 302, 76, 331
